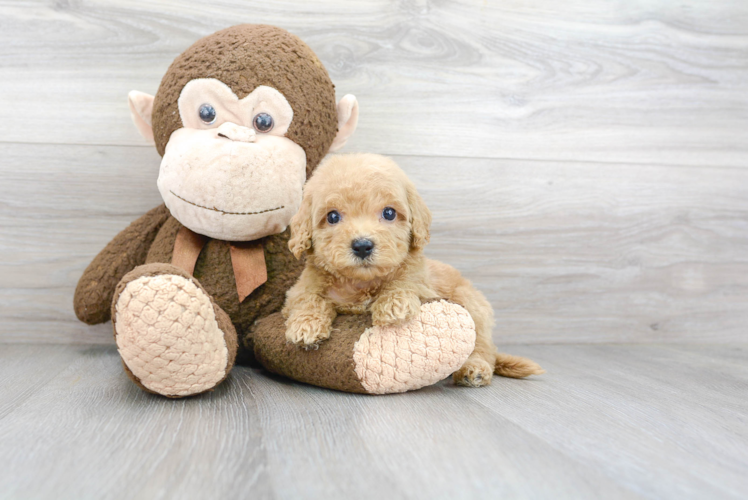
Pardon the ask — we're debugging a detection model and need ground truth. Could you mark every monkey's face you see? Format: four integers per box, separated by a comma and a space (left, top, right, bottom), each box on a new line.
129, 25, 360, 241
157, 79, 307, 241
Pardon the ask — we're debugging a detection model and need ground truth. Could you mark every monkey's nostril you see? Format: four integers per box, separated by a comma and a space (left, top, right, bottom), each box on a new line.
216, 126, 255, 142
351, 238, 375, 259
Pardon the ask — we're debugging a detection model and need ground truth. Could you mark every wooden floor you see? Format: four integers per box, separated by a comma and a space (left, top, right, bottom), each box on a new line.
0, 343, 746, 499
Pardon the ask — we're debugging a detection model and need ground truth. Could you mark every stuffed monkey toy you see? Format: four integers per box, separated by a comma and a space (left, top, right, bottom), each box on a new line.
74, 25, 476, 397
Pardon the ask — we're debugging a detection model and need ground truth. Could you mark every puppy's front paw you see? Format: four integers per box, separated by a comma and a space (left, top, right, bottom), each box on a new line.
285, 313, 332, 348
453, 357, 494, 387
371, 291, 421, 326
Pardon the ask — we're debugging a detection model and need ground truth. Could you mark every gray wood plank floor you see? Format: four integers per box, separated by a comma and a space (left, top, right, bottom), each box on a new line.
0, 344, 746, 499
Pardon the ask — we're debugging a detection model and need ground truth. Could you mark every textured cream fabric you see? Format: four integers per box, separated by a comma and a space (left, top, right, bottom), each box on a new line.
159, 127, 306, 241
115, 275, 229, 397
352, 300, 476, 394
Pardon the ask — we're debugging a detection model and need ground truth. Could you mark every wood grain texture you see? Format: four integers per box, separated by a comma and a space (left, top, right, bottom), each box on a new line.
0, 1, 746, 166
1, 144, 746, 344
0, 344, 746, 499
466, 344, 748, 499
0, 344, 82, 419
0, 345, 273, 500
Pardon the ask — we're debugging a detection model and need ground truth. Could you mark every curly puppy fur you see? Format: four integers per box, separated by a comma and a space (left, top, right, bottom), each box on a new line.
283, 153, 544, 386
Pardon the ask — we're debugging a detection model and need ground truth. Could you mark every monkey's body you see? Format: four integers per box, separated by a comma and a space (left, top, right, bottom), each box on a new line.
75, 204, 477, 396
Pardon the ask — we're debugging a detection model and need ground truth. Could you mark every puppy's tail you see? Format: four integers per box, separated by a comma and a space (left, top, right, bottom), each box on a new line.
494, 352, 545, 379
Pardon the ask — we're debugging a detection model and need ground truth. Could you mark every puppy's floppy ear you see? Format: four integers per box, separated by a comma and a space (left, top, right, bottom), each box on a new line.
406, 181, 432, 251
289, 187, 315, 259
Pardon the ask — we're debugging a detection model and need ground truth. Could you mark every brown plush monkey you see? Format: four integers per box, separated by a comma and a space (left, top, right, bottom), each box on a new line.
74, 25, 476, 397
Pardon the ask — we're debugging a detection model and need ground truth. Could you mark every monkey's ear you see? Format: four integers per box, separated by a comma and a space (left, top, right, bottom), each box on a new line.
407, 182, 432, 251
329, 95, 359, 153
128, 91, 156, 145
288, 189, 315, 259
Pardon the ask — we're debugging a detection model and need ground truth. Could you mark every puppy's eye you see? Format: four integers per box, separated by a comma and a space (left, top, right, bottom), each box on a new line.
253, 113, 274, 132
327, 210, 341, 225
382, 207, 397, 221
199, 104, 217, 124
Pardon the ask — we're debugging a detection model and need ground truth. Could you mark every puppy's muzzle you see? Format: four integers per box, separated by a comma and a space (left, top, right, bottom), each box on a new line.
351, 238, 374, 259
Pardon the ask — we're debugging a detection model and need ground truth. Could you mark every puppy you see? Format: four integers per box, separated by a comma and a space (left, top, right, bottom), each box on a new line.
283, 153, 544, 386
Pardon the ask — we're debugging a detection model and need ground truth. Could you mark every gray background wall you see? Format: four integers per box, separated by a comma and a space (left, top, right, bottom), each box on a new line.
2, 0, 747, 344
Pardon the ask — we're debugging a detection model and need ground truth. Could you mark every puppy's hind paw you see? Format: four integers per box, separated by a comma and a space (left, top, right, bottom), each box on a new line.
453, 357, 494, 387
285, 315, 332, 347
371, 292, 421, 326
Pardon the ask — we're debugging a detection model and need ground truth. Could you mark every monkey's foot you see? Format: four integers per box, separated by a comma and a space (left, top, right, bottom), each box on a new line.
112, 264, 238, 398
352, 300, 476, 394
253, 300, 476, 394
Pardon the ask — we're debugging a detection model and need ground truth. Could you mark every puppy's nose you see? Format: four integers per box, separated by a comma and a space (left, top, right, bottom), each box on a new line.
351, 238, 374, 259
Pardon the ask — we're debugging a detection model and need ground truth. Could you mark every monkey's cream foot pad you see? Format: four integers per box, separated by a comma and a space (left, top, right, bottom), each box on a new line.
352, 300, 476, 394
114, 274, 229, 397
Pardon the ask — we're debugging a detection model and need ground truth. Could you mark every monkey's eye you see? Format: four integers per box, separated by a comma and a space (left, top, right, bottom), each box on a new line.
198, 104, 216, 124
382, 207, 397, 221
327, 210, 341, 225
253, 113, 274, 133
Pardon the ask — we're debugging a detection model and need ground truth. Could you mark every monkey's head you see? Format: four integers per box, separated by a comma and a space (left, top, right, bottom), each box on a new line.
127, 25, 358, 241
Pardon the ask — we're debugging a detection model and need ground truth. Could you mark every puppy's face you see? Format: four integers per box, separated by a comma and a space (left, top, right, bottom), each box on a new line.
289, 154, 432, 281
312, 182, 411, 281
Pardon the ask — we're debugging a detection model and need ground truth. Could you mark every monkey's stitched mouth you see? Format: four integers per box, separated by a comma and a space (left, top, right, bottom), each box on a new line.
170, 190, 284, 215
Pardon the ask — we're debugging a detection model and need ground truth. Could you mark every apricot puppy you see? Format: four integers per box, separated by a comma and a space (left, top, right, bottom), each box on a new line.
283, 153, 543, 386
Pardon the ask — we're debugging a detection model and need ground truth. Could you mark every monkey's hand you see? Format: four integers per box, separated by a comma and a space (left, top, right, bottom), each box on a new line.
284, 297, 336, 348
371, 290, 422, 326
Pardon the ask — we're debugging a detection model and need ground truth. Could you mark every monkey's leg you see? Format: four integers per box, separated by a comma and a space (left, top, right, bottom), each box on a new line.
111, 264, 237, 398
251, 300, 476, 394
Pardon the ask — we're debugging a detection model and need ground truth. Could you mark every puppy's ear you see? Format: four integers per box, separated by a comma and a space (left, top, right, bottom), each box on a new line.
289, 188, 314, 259
407, 182, 432, 251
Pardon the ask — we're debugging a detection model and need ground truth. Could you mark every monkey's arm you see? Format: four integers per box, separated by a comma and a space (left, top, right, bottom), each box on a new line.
74, 204, 171, 324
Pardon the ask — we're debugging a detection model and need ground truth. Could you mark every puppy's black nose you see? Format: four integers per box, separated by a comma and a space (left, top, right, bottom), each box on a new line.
351, 238, 374, 259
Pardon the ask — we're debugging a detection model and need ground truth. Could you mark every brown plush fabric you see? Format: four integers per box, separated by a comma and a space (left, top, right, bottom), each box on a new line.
111, 262, 239, 398
74, 204, 171, 324
151, 24, 338, 177
145, 215, 182, 262
144, 212, 305, 361
253, 312, 370, 394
